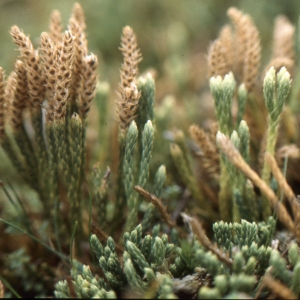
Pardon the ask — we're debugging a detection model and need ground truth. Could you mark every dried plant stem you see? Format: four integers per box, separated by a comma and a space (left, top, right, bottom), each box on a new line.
265, 152, 297, 212
186, 214, 233, 268
0, 280, 4, 298
217, 132, 295, 233
262, 272, 297, 299
265, 152, 300, 241
134, 185, 176, 228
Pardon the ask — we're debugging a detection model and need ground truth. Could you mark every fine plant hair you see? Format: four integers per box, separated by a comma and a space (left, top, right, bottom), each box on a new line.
2, 3, 300, 299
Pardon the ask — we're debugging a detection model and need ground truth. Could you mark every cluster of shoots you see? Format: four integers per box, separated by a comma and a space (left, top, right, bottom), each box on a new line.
1, 3, 300, 299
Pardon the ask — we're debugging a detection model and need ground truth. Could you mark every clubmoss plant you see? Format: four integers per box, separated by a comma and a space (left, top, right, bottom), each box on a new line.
2, 3, 300, 299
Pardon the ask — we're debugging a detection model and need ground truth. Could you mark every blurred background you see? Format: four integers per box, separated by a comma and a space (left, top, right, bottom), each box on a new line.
0, 0, 299, 81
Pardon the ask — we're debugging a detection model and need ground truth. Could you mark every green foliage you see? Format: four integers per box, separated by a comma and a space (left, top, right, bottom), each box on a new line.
2, 2, 300, 299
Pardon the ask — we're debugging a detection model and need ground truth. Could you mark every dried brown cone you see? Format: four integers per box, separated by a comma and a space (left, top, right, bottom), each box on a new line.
49, 9, 63, 45
10, 60, 29, 130
53, 30, 75, 120
227, 7, 261, 91
207, 25, 233, 78
207, 39, 229, 78
69, 17, 88, 104
116, 26, 142, 131
189, 124, 220, 180
227, 8, 247, 76
40, 32, 58, 121
10, 25, 44, 109
0, 68, 5, 139
243, 18, 261, 92
79, 53, 98, 118
72, 2, 86, 31
272, 16, 295, 62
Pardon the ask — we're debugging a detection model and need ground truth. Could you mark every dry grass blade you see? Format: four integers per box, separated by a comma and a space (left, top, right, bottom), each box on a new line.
134, 185, 176, 228
265, 152, 300, 242
217, 132, 295, 234
265, 152, 297, 209
262, 272, 297, 299
182, 213, 232, 268
0, 280, 3, 298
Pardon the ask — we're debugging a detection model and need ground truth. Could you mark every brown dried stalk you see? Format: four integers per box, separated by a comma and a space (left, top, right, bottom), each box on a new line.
217, 132, 295, 234
262, 272, 297, 299
0, 68, 5, 139
265, 152, 296, 207
182, 213, 232, 268
265, 152, 300, 241
10, 60, 29, 130
79, 54, 98, 118
0, 280, 4, 298
134, 185, 176, 228
10, 26, 44, 109
116, 26, 142, 131
189, 124, 220, 180
49, 10, 63, 45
